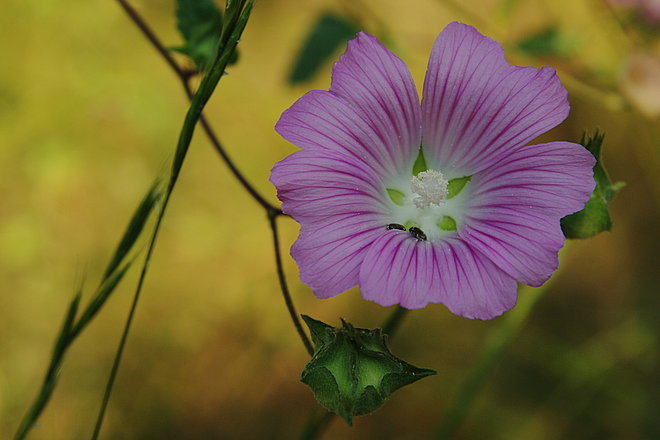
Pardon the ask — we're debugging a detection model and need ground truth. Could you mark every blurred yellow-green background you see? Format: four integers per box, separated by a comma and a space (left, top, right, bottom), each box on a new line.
1, 0, 658, 439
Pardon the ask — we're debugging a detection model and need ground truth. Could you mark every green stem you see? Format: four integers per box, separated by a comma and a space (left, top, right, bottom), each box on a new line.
114, 0, 281, 215
434, 283, 552, 439
90, 2, 255, 438
382, 306, 408, 335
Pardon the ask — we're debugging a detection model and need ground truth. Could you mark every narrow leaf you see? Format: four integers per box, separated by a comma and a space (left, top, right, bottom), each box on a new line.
71, 263, 132, 338
103, 180, 162, 280
14, 292, 81, 440
288, 13, 360, 84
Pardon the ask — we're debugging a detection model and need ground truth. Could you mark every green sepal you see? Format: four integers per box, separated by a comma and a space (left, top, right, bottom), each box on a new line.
438, 215, 457, 231
300, 315, 436, 425
386, 188, 406, 206
446, 175, 471, 199
561, 131, 624, 239
412, 148, 428, 176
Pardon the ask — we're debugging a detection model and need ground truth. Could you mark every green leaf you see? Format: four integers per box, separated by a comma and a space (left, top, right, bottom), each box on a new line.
561, 131, 624, 239
438, 215, 457, 231
386, 188, 406, 206
288, 13, 360, 84
71, 263, 132, 338
515, 27, 574, 58
447, 175, 471, 199
103, 180, 162, 280
14, 291, 80, 440
300, 316, 436, 425
174, 0, 239, 70
412, 148, 428, 176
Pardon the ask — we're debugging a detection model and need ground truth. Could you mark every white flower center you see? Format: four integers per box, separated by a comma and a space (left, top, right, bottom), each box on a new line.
410, 170, 449, 209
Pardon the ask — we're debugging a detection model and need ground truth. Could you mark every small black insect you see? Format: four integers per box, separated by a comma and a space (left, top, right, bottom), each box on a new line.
386, 223, 406, 231
408, 227, 427, 241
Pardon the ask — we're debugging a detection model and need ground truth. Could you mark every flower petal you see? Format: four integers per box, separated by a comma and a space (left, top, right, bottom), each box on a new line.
421, 22, 570, 174
276, 90, 406, 176
331, 32, 421, 169
461, 141, 596, 286
359, 232, 518, 319
270, 148, 388, 222
292, 214, 385, 299
271, 148, 389, 299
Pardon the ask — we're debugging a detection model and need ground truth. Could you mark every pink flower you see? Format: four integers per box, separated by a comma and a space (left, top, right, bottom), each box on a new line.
271, 22, 595, 319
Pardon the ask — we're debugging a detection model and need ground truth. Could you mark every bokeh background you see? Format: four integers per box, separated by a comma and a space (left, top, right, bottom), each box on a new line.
1, 0, 658, 439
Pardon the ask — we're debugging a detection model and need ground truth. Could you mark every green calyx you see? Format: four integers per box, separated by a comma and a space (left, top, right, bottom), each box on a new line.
300, 315, 436, 425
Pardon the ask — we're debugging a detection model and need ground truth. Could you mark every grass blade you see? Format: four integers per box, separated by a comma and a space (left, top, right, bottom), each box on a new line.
103, 180, 162, 280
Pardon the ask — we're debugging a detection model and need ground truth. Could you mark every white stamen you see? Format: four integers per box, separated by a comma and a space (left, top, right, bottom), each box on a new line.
410, 170, 449, 209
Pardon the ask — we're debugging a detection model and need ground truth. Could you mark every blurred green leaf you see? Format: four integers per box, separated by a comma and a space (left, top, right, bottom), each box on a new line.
288, 13, 360, 84
497, 0, 521, 19
173, 0, 238, 70
301, 315, 436, 425
15, 291, 80, 440
516, 27, 574, 57
561, 131, 624, 239
71, 263, 132, 338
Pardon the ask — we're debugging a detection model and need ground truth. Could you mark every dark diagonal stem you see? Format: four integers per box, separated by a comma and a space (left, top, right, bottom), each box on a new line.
115, 0, 311, 363
114, 0, 281, 215
269, 213, 314, 356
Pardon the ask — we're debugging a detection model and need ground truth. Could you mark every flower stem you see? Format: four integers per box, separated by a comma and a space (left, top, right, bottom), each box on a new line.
114, 0, 282, 215
300, 411, 336, 440
269, 213, 314, 356
433, 283, 552, 439
91, 2, 255, 437
382, 306, 408, 335
116, 0, 312, 360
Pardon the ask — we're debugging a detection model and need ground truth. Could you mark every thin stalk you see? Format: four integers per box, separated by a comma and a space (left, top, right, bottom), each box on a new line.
91, 2, 255, 438
116, 0, 310, 365
114, 0, 281, 215
300, 411, 335, 440
269, 213, 314, 356
382, 306, 408, 335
